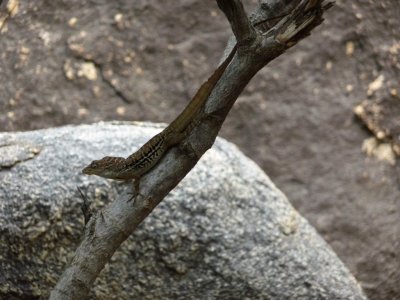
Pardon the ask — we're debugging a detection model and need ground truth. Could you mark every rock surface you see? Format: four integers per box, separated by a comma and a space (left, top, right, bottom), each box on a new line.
0, 123, 366, 299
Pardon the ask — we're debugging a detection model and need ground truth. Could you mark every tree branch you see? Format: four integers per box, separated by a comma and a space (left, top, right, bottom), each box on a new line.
50, 1, 333, 299
217, 0, 258, 50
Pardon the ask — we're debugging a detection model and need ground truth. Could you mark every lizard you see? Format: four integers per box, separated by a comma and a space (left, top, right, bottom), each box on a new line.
82, 44, 237, 195
81, 1, 329, 194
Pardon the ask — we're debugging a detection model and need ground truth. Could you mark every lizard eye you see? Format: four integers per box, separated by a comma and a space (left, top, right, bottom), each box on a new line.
91, 162, 98, 169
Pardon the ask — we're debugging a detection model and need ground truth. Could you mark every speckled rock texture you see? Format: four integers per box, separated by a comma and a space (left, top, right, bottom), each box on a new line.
0, 123, 366, 299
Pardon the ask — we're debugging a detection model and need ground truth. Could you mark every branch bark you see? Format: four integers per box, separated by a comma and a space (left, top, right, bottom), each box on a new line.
50, 0, 332, 298
217, 0, 258, 50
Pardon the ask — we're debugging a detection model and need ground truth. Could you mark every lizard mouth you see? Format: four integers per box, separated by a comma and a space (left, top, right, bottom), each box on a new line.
82, 166, 93, 175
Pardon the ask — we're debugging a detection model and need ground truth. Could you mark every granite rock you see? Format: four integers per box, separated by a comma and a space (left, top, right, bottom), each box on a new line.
0, 122, 366, 299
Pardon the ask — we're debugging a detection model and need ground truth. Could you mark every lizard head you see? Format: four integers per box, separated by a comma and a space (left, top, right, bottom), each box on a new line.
82, 156, 126, 179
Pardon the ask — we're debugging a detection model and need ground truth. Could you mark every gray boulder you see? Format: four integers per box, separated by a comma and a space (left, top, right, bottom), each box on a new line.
0, 122, 366, 299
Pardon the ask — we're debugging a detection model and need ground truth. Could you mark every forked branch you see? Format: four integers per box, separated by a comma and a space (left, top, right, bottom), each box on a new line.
50, 1, 332, 299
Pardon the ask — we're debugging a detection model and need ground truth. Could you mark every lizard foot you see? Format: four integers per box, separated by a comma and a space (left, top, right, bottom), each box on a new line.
127, 190, 139, 202
127, 178, 141, 203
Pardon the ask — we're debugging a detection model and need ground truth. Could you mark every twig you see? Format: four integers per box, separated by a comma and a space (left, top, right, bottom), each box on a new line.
77, 187, 92, 225
217, 0, 258, 50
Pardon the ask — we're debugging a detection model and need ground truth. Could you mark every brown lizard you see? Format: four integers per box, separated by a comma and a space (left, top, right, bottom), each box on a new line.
82, 45, 237, 194
81, 12, 294, 188
82, 0, 332, 196
81, 1, 329, 194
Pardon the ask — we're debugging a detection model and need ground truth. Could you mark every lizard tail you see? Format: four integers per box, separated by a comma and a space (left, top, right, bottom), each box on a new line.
166, 44, 237, 134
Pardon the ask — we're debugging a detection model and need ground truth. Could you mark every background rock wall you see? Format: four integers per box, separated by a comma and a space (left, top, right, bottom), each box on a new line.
0, 0, 399, 299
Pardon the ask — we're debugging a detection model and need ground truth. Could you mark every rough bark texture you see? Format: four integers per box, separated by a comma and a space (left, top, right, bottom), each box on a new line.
0, 0, 398, 299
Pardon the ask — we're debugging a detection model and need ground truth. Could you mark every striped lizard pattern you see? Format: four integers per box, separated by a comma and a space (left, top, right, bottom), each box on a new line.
82, 0, 332, 194
82, 45, 237, 192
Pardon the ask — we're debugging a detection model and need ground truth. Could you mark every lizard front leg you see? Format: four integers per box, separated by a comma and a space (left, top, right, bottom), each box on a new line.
127, 176, 141, 202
